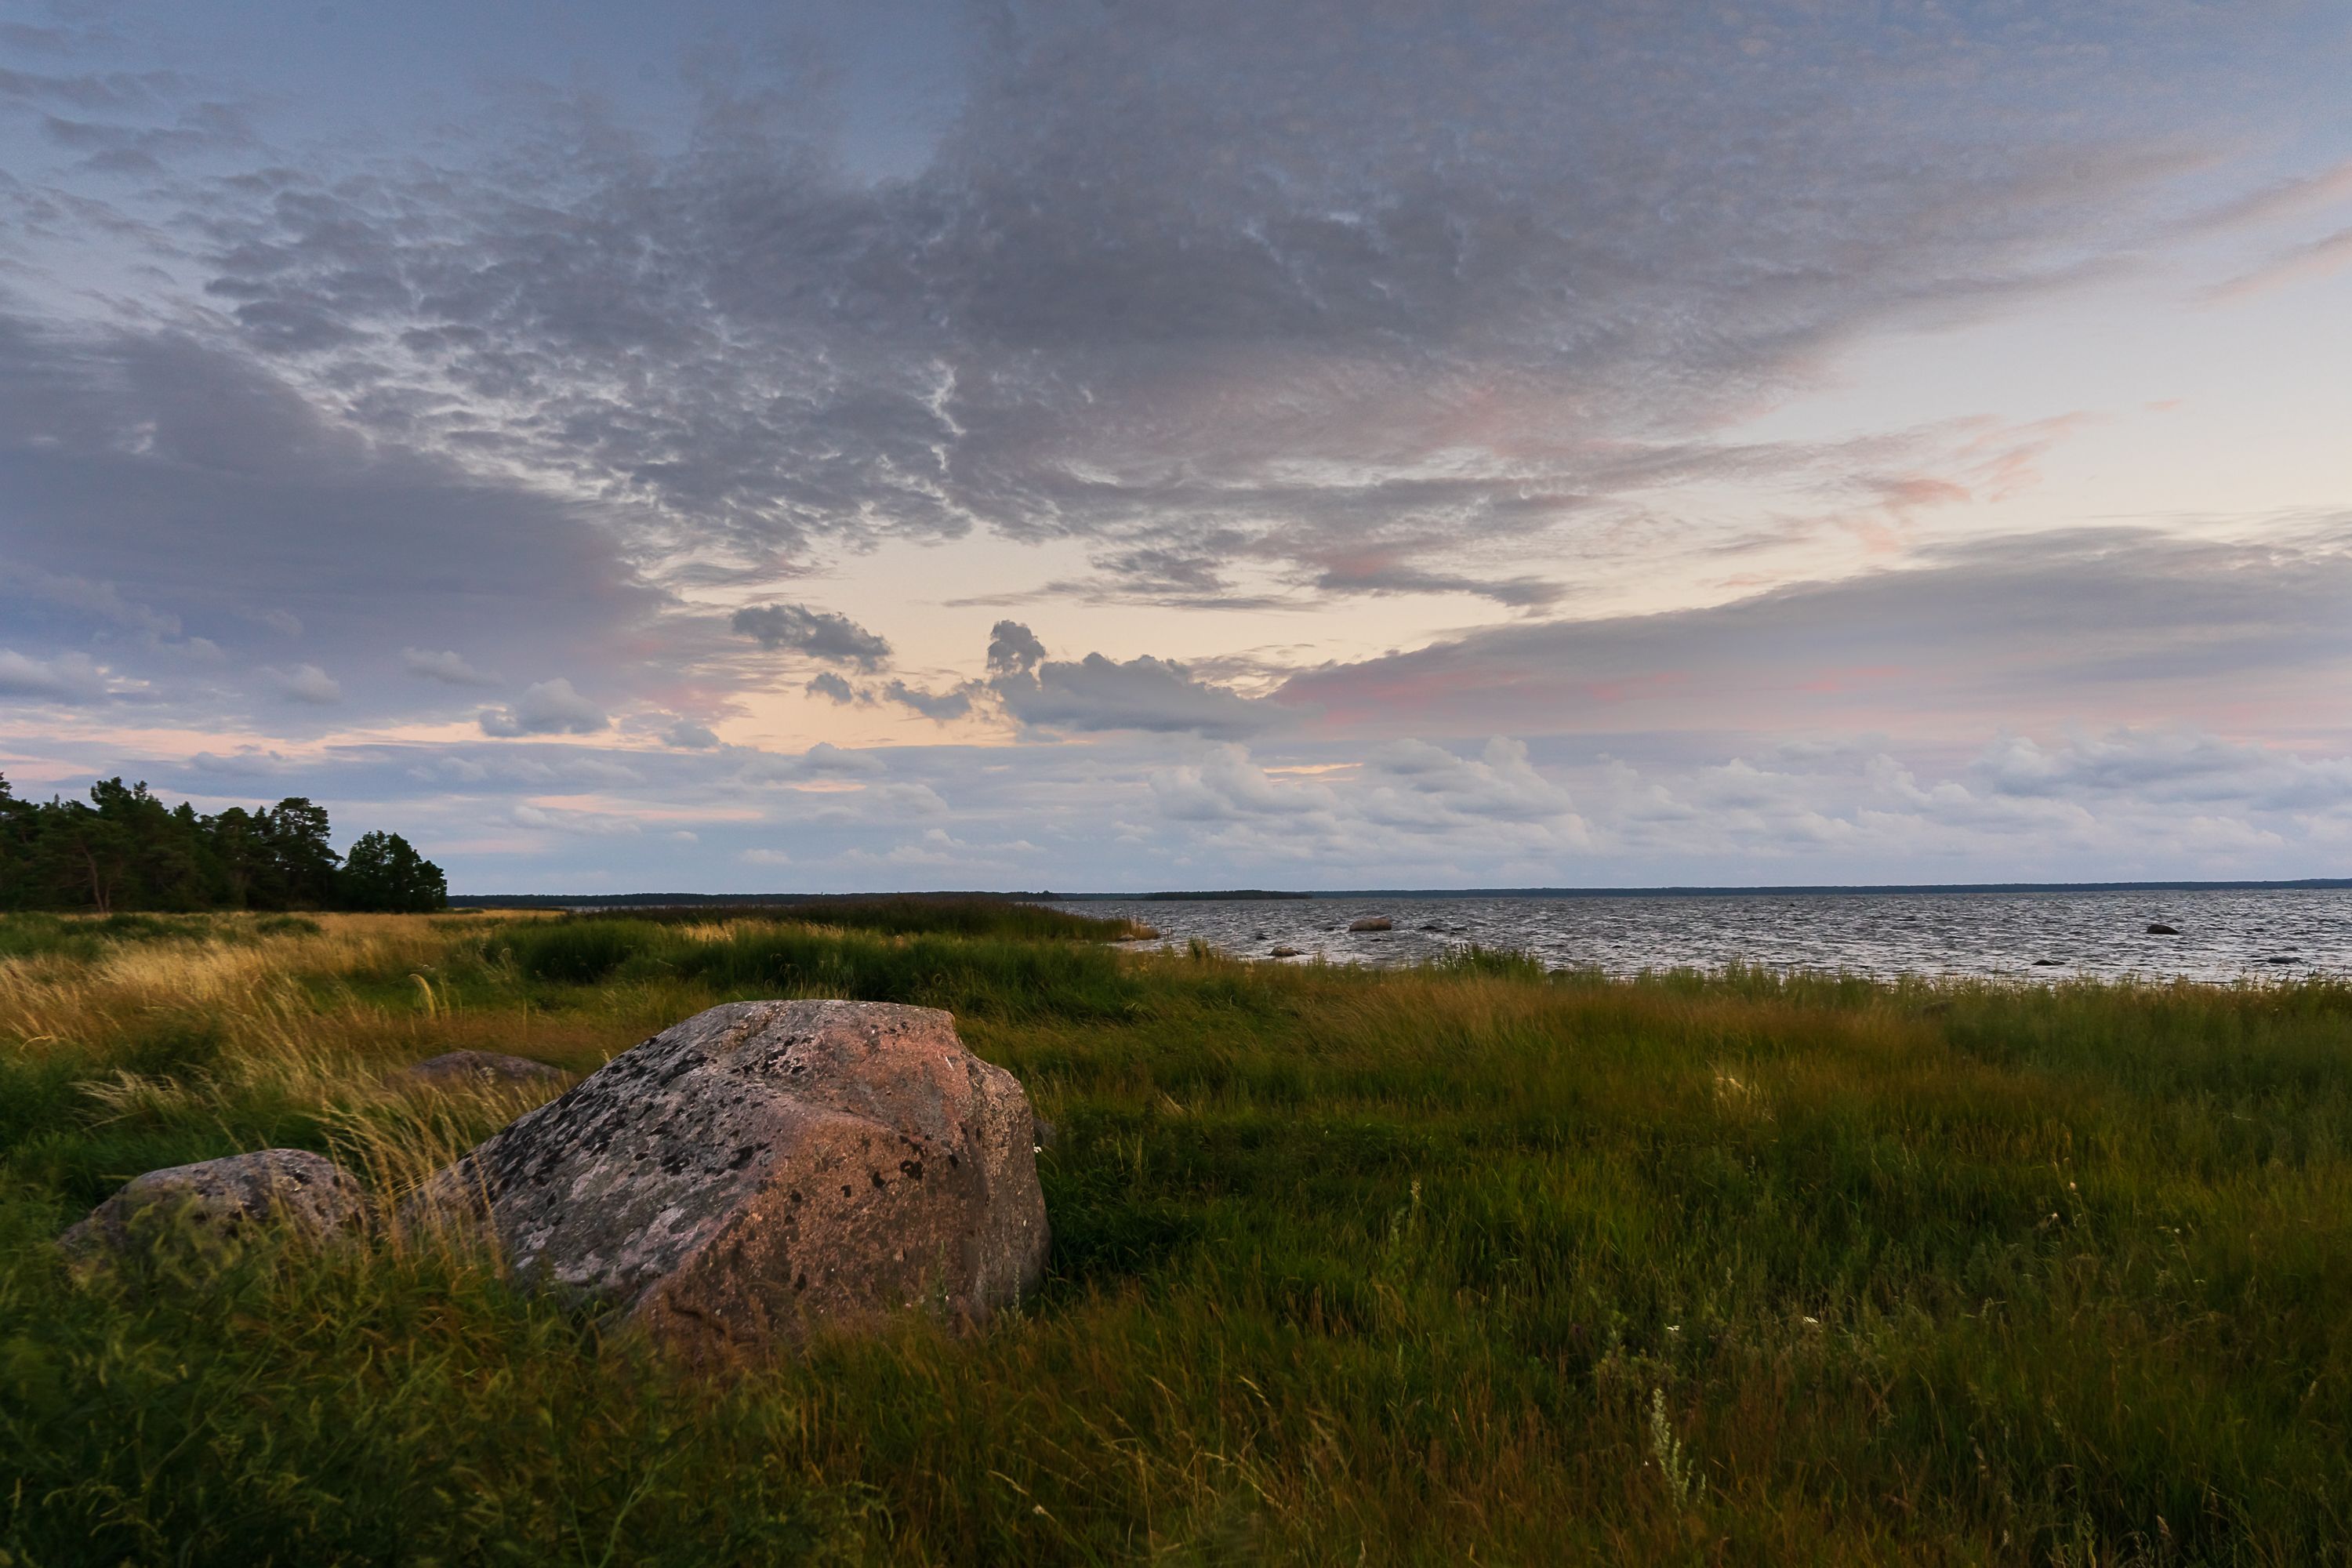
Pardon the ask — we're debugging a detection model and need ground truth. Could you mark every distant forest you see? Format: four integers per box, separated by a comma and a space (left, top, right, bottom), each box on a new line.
0, 775, 446, 914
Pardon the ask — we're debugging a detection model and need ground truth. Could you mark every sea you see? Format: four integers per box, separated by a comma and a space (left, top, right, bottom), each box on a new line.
1052, 888, 2352, 982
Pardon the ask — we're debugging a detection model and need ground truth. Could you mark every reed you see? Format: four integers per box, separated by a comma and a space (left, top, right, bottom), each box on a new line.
2, 911, 2347, 1563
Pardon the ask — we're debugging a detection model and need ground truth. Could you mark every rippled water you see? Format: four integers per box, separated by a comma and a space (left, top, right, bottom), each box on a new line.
1057, 890, 2352, 982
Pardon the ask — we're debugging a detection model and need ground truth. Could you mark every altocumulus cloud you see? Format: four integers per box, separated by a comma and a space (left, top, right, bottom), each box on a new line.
88, 1, 2333, 617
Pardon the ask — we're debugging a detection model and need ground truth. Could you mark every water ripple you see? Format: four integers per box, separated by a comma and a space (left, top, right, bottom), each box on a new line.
1059, 890, 2352, 982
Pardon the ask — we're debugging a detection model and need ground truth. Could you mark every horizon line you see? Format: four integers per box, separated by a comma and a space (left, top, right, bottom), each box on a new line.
443, 877, 2352, 907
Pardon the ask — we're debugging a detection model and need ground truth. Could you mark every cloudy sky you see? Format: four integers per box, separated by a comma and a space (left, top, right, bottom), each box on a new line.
3, 0, 2350, 891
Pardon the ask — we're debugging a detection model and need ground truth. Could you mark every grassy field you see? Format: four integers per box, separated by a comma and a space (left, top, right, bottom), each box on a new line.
1, 908, 2347, 1565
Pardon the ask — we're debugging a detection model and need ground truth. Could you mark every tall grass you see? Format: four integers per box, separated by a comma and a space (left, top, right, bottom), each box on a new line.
1, 912, 2347, 1563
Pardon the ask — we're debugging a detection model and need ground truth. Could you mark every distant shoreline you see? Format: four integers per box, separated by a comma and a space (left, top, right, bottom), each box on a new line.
445, 877, 2352, 909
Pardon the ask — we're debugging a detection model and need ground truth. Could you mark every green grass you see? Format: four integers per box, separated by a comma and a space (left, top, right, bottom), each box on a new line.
1, 912, 2348, 1563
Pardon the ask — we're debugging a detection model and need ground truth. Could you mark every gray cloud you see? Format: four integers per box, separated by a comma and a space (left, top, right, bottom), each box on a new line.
5, 562, 180, 638
882, 679, 974, 723
996, 652, 1284, 739
730, 740, 887, 784
731, 604, 892, 669
1279, 529, 2352, 741
480, 677, 608, 736
0, 648, 111, 702
401, 648, 499, 686
804, 670, 861, 704
0, 314, 668, 724
660, 717, 722, 750
985, 619, 1045, 677
265, 662, 341, 705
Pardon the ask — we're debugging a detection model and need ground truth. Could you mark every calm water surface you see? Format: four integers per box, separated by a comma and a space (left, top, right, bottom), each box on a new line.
1056, 891, 2352, 982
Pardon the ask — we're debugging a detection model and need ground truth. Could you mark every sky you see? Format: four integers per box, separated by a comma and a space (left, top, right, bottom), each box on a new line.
2, 0, 2350, 893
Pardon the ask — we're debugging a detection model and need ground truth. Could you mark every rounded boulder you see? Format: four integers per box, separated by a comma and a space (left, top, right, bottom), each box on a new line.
60, 1149, 372, 1262
420, 1000, 1049, 1358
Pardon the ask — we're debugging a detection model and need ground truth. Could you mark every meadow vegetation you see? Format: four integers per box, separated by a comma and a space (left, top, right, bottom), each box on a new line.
1, 906, 2347, 1564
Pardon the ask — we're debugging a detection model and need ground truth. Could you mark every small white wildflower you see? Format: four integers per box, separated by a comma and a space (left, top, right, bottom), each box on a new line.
1802, 1316, 1820, 1326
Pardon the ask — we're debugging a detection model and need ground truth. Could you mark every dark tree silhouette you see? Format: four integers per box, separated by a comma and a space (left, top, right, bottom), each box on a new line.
339, 831, 448, 913
0, 775, 447, 913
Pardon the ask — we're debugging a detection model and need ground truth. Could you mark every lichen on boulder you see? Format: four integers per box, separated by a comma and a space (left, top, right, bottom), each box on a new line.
60, 1149, 372, 1263
419, 1000, 1049, 1357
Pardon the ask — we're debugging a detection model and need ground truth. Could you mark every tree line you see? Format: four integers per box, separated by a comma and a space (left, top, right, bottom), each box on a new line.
0, 775, 447, 913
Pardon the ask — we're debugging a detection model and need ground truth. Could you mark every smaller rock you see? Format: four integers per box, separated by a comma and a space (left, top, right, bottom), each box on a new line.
1417, 922, 1445, 931
60, 1149, 370, 1263
2032, 958, 2064, 967
1269, 945, 1302, 958
405, 1050, 568, 1089
2266, 955, 2299, 965
1251, 930, 1268, 940
1347, 916, 1393, 933
2146, 923, 2181, 936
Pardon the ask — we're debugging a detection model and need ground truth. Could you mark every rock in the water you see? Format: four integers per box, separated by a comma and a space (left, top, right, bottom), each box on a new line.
1269, 946, 1302, 958
2145, 923, 2181, 936
2033, 958, 2065, 967
419, 1000, 1048, 1357
60, 1149, 371, 1261
406, 1050, 568, 1088
1347, 916, 1393, 932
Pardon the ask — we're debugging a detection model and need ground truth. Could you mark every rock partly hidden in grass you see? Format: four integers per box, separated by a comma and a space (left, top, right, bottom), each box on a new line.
419, 1000, 1048, 1359
59, 1149, 372, 1263
404, 1049, 568, 1088
1269, 945, 1302, 957
1348, 916, 1393, 932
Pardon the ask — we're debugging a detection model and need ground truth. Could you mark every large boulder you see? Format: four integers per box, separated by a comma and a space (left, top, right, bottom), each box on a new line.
61, 1149, 372, 1262
420, 1000, 1049, 1357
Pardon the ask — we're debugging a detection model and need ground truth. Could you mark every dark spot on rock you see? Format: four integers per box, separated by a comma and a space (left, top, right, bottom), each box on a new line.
840, 1185, 851, 1197
794, 1272, 807, 1291
898, 1160, 924, 1181
869, 1170, 887, 1189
